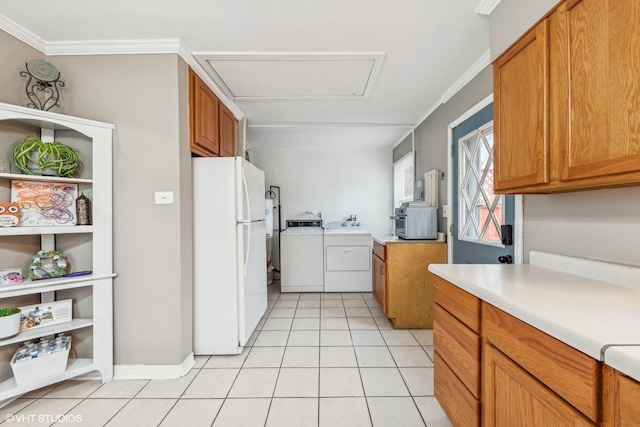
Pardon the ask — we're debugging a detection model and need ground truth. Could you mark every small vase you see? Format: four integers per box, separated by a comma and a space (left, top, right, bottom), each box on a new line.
0, 311, 21, 340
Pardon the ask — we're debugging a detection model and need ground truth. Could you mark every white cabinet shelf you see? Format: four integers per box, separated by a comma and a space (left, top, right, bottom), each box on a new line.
0, 319, 93, 348
0, 358, 95, 400
0, 102, 114, 402
0, 225, 93, 236
0, 172, 93, 184
0, 274, 114, 297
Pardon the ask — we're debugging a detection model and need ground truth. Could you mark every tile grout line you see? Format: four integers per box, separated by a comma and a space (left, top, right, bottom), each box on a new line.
20, 285, 439, 426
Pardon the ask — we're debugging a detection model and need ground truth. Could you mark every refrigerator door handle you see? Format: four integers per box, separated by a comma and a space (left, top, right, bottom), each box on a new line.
242, 167, 251, 222
243, 223, 251, 278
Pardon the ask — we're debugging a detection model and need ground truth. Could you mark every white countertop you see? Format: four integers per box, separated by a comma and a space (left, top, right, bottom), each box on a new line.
428, 252, 640, 363
604, 346, 640, 383
374, 233, 446, 245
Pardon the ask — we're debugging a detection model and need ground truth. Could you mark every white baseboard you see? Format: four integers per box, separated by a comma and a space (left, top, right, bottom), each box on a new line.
113, 353, 195, 380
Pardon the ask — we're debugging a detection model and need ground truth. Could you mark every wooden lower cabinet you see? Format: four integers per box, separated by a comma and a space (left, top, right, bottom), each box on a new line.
434, 351, 480, 427
483, 303, 601, 423
484, 344, 595, 427
433, 275, 603, 427
433, 277, 481, 427
373, 241, 446, 328
603, 365, 640, 427
372, 252, 386, 315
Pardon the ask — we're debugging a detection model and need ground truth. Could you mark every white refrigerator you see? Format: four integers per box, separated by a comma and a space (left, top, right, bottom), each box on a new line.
193, 156, 268, 355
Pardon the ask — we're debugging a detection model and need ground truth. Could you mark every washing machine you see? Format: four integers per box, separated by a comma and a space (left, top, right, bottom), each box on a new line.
323, 221, 373, 292
280, 219, 324, 292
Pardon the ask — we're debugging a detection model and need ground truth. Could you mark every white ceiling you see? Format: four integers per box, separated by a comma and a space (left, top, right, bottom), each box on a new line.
0, 0, 495, 149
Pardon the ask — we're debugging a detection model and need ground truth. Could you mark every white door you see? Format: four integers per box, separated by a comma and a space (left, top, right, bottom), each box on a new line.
237, 220, 267, 346
237, 157, 266, 223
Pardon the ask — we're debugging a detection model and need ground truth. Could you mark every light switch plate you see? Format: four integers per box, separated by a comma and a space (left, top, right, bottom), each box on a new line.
442, 204, 449, 218
155, 191, 174, 205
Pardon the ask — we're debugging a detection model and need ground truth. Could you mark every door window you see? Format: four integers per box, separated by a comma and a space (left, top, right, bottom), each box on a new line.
458, 121, 504, 246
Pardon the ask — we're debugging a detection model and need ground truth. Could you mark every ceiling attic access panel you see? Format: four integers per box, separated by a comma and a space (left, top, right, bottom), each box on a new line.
193, 53, 385, 100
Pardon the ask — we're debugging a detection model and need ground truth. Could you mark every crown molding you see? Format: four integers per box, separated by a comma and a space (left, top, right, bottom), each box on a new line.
391, 49, 491, 148
440, 49, 490, 103
46, 39, 182, 56
0, 13, 244, 120
475, 0, 502, 15
0, 13, 46, 53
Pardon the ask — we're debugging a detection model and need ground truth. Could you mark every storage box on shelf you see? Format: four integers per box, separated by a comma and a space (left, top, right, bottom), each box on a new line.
10, 336, 72, 386
0, 102, 114, 401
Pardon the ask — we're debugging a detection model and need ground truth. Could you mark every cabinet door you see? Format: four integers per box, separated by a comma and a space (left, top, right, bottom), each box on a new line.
483, 344, 595, 427
189, 69, 220, 157
603, 365, 640, 427
493, 19, 550, 191
484, 303, 600, 422
219, 102, 236, 157
373, 254, 386, 315
563, 0, 640, 181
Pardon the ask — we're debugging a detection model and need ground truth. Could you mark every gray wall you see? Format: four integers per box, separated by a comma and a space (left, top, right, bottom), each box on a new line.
491, 0, 640, 266
50, 53, 193, 366
0, 30, 45, 105
392, 137, 412, 163
490, 0, 559, 60
403, 66, 493, 233
0, 40, 193, 367
0, 32, 42, 265
56, 53, 192, 366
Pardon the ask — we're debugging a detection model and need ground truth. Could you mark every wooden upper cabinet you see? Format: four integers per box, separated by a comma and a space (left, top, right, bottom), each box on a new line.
562, 0, 640, 181
219, 102, 237, 157
493, 19, 550, 191
189, 67, 238, 158
189, 68, 220, 157
494, 0, 640, 193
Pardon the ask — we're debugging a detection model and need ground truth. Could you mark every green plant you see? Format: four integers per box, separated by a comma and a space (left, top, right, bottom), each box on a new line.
0, 308, 20, 317
13, 135, 80, 177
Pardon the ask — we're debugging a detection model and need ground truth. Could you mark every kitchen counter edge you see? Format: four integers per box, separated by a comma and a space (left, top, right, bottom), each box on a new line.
374, 233, 446, 245
428, 261, 640, 382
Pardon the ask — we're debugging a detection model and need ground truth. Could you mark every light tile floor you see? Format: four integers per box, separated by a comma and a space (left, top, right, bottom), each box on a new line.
0, 284, 453, 426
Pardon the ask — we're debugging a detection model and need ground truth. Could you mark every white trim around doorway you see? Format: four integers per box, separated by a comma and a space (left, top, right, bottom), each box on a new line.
446, 94, 524, 264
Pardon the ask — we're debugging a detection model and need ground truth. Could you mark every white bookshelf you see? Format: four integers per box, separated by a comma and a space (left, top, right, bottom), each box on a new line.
0, 102, 114, 401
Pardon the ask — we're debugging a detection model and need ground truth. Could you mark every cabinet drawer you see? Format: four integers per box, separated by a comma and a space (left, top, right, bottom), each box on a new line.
434, 304, 481, 398
373, 242, 385, 261
483, 302, 600, 423
434, 351, 480, 427
434, 277, 481, 333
